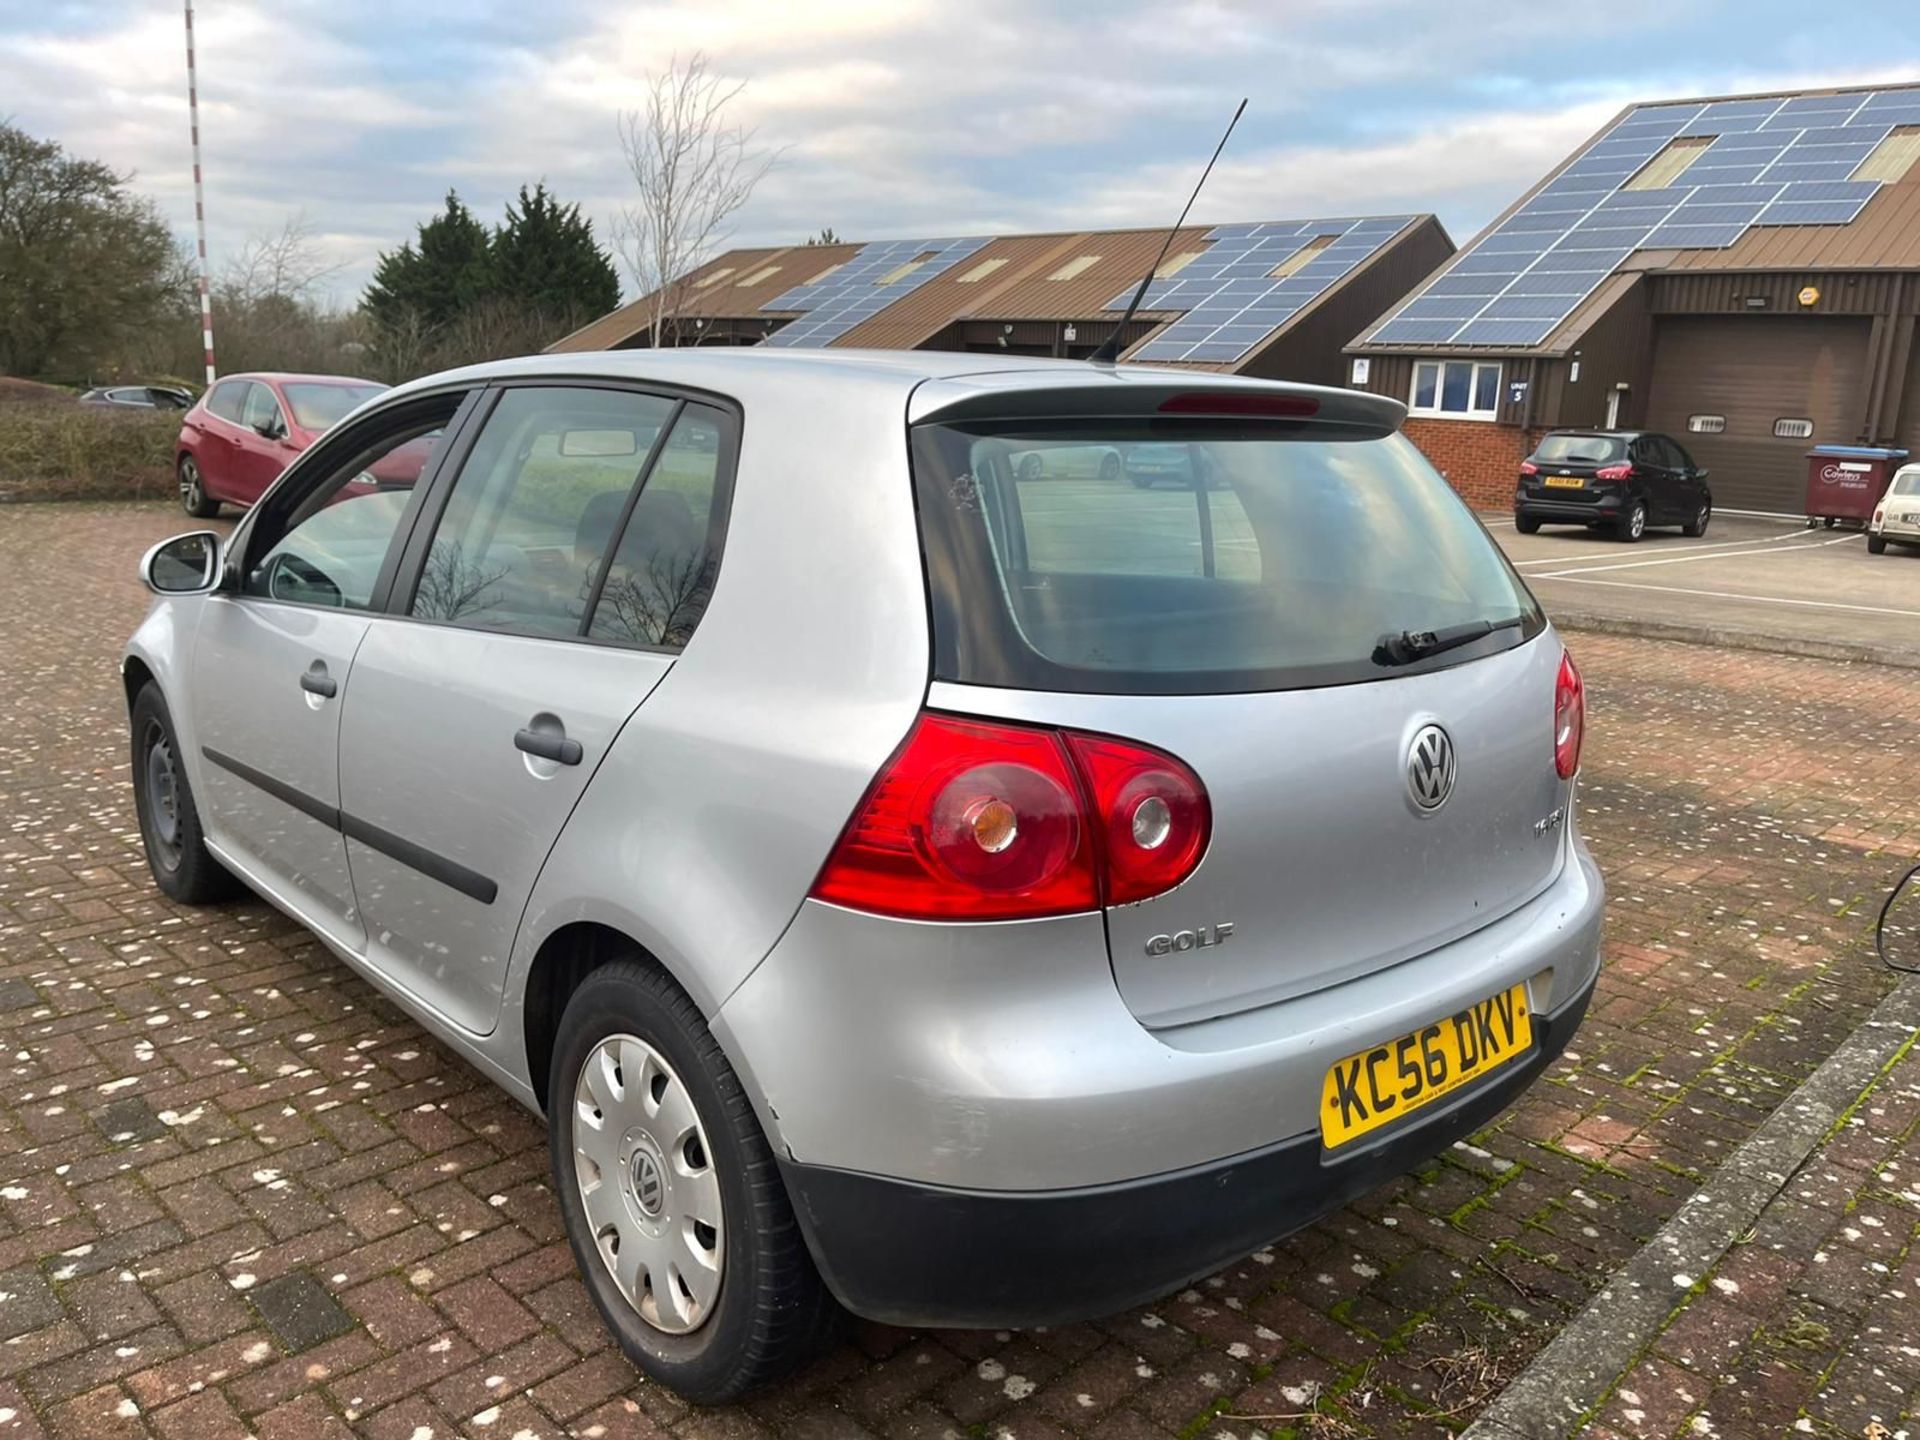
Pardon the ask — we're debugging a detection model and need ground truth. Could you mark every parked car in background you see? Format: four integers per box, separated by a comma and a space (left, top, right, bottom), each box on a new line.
80, 384, 194, 410
1869, 464, 1920, 555
176, 372, 388, 516
1515, 430, 1712, 542
126, 350, 1602, 1401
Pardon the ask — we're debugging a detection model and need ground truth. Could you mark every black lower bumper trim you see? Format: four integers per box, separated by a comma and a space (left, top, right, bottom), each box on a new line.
779, 974, 1595, 1329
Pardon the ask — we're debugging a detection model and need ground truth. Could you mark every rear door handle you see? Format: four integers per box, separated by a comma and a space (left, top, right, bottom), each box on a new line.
515, 727, 583, 766
300, 663, 337, 698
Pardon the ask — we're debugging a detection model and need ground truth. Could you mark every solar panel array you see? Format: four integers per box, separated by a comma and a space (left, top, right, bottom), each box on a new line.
1114, 217, 1418, 363
759, 236, 990, 347
1368, 85, 1920, 349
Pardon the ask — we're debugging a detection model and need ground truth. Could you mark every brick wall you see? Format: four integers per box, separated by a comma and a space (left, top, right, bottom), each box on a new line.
1401, 417, 1542, 511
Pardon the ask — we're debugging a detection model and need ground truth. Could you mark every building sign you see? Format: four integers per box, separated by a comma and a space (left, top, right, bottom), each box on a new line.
1798, 285, 1821, 307
1507, 378, 1529, 406
1350, 357, 1370, 385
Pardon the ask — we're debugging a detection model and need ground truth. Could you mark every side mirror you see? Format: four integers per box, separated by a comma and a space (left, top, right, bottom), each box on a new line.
1878, 868, 1920, 975
140, 531, 224, 595
254, 417, 284, 440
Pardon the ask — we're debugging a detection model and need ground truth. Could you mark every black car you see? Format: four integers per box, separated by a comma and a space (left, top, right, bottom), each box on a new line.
1515, 430, 1712, 543
79, 385, 194, 411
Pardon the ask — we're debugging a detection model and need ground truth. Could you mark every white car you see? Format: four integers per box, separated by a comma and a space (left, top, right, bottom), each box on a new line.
1869, 464, 1920, 554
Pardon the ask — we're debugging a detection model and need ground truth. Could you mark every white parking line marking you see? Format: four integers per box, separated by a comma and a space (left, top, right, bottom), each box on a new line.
1508, 531, 1825, 567
1532, 534, 1855, 578
1537, 574, 1920, 619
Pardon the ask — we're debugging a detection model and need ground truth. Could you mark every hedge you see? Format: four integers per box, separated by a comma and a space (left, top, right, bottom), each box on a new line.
0, 402, 178, 503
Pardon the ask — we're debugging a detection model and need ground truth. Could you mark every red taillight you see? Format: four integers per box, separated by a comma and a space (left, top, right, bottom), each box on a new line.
1594, 463, 1632, 481
1554, 651, 1585, 780
1519, 460, 1539, 476
810, 713, 1210, 921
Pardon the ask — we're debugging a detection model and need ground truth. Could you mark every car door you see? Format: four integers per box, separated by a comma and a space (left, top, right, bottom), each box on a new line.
336, 384, 734, 1034
1632, 436, 1676, 521
188, 389, 472, 952
235, 382, 296, 505
1664, 436, 1705, 510
195, 380, 250, 499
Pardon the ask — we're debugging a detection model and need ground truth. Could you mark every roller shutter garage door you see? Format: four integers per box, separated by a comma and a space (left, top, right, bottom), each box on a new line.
1646, 315, 1872, 513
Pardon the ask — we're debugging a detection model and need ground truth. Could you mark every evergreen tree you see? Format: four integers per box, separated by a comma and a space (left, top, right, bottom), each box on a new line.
490, 184, 620, 321
363, 191, 492, 334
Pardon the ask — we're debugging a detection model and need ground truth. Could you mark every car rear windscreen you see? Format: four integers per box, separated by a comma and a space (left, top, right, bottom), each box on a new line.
911, 420, 1543, 695
1533, 434, 1626, 464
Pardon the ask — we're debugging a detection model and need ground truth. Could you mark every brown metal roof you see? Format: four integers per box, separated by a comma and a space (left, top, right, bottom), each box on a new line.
1354, 80, 1920, 358
547, 244, 862, 351
832, 230, 1185, 349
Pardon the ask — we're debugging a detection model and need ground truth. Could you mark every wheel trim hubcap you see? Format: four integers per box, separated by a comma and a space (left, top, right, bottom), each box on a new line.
180, 463, 200, 507
145, 727, 182, 861
1630, 506, 1645, 537
572, 1033, 724, 1335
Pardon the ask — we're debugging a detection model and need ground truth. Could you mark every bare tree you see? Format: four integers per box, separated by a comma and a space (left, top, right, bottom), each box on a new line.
221, 212, 339, 305
613, 53, 777, 348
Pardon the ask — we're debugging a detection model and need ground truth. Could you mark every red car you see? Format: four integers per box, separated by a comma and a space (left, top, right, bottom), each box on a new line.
176, 372, 388, 517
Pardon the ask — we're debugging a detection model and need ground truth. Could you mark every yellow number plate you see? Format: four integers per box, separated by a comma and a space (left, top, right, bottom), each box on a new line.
1320, 984, 1532, 1150
1543, 475, 1586, 489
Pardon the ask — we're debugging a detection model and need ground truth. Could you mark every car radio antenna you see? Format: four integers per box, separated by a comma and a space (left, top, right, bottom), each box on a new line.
1088, 97, 1248, 366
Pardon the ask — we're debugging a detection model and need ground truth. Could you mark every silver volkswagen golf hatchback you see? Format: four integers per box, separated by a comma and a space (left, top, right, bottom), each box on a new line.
125, 350, 1603, 1401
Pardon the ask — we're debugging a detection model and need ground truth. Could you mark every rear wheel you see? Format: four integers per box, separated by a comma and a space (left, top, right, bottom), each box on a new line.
1614, 499, 1647, 543
1017, 454, 1043, 481
1682, 498, 1711, 538
130, 684, 241, 904
1868, 533, 1888, 555
178, 455, 219, 518
549, 961, 835, 1403
1099, 452, 1122, 482
1513, 514, 1541, 535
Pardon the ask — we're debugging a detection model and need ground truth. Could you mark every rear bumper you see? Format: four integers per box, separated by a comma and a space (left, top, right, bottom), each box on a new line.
1516, 493, 1620, 522
782, 972, 1594, 1328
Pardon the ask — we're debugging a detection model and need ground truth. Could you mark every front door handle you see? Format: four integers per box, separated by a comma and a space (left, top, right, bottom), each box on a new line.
515, 726, 582, 766
300, 663, 337, 698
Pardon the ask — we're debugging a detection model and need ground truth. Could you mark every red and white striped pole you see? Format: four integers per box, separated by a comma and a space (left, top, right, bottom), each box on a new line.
183, 1, 216, 384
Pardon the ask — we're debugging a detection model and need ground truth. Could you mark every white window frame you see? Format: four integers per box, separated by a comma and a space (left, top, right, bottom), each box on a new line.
1408, 359, 1503, 421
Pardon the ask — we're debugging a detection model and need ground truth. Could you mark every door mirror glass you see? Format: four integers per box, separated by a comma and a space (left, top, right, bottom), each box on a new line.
1879, 870, 1920, 974
141, 531, 223, 595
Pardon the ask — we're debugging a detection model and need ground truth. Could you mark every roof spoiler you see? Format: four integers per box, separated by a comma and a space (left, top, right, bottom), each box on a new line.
908, 369, 1407, 436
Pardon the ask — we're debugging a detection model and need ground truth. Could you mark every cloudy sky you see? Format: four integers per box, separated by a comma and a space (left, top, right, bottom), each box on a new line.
4, 0, 1918, 304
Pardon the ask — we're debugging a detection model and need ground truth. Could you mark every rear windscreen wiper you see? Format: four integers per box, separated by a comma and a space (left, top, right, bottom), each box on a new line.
1375, 614, 1525, 666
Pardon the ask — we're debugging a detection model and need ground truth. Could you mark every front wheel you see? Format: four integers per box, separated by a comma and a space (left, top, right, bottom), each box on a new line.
1514, 513, 1541, 535
549, 961, 834, 1403
1099, 452, 1122, 482
1615, 499, 1647, 543
1868, 533, 1888, 555
130, 684, 241, 904
1682, 498, 1712, 538
178, 455, 219, 518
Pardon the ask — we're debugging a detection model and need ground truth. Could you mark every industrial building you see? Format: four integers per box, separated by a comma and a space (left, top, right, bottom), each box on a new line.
1350, 82, 1920, 513
549, 216, 1452, 388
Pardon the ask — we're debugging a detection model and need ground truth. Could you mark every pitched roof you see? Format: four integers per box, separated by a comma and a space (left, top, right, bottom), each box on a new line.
1356, 80, 1920, 356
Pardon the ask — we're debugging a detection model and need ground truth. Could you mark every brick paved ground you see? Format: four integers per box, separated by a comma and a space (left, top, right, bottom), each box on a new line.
1575, 981, 1920, 1440
2, 501, 1918, 1439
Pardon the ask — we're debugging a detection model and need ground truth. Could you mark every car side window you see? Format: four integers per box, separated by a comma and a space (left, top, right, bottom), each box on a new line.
243, 400, 458, 610
1665, 438, 1694, 471
410, 386, 678, 638
587, 403, 731, 649
242, 384, 282, 435
206, 380, 249, 423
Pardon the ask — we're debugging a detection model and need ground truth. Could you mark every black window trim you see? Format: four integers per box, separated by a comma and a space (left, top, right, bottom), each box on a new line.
223, 384, 486, 613
382, 375, 743, 658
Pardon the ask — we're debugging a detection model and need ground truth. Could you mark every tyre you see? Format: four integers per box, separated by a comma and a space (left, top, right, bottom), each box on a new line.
1099, 452, 1122, 482
1016, 453, 1043, 481
549, 961, 835, 1403
130, 684, 241, 904
1615, 499, 1647, 543
1868, 532, 1887, 555
1514, 514, 1541, 535
178, 455, 219, 518
1682, 499, 1711, 538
